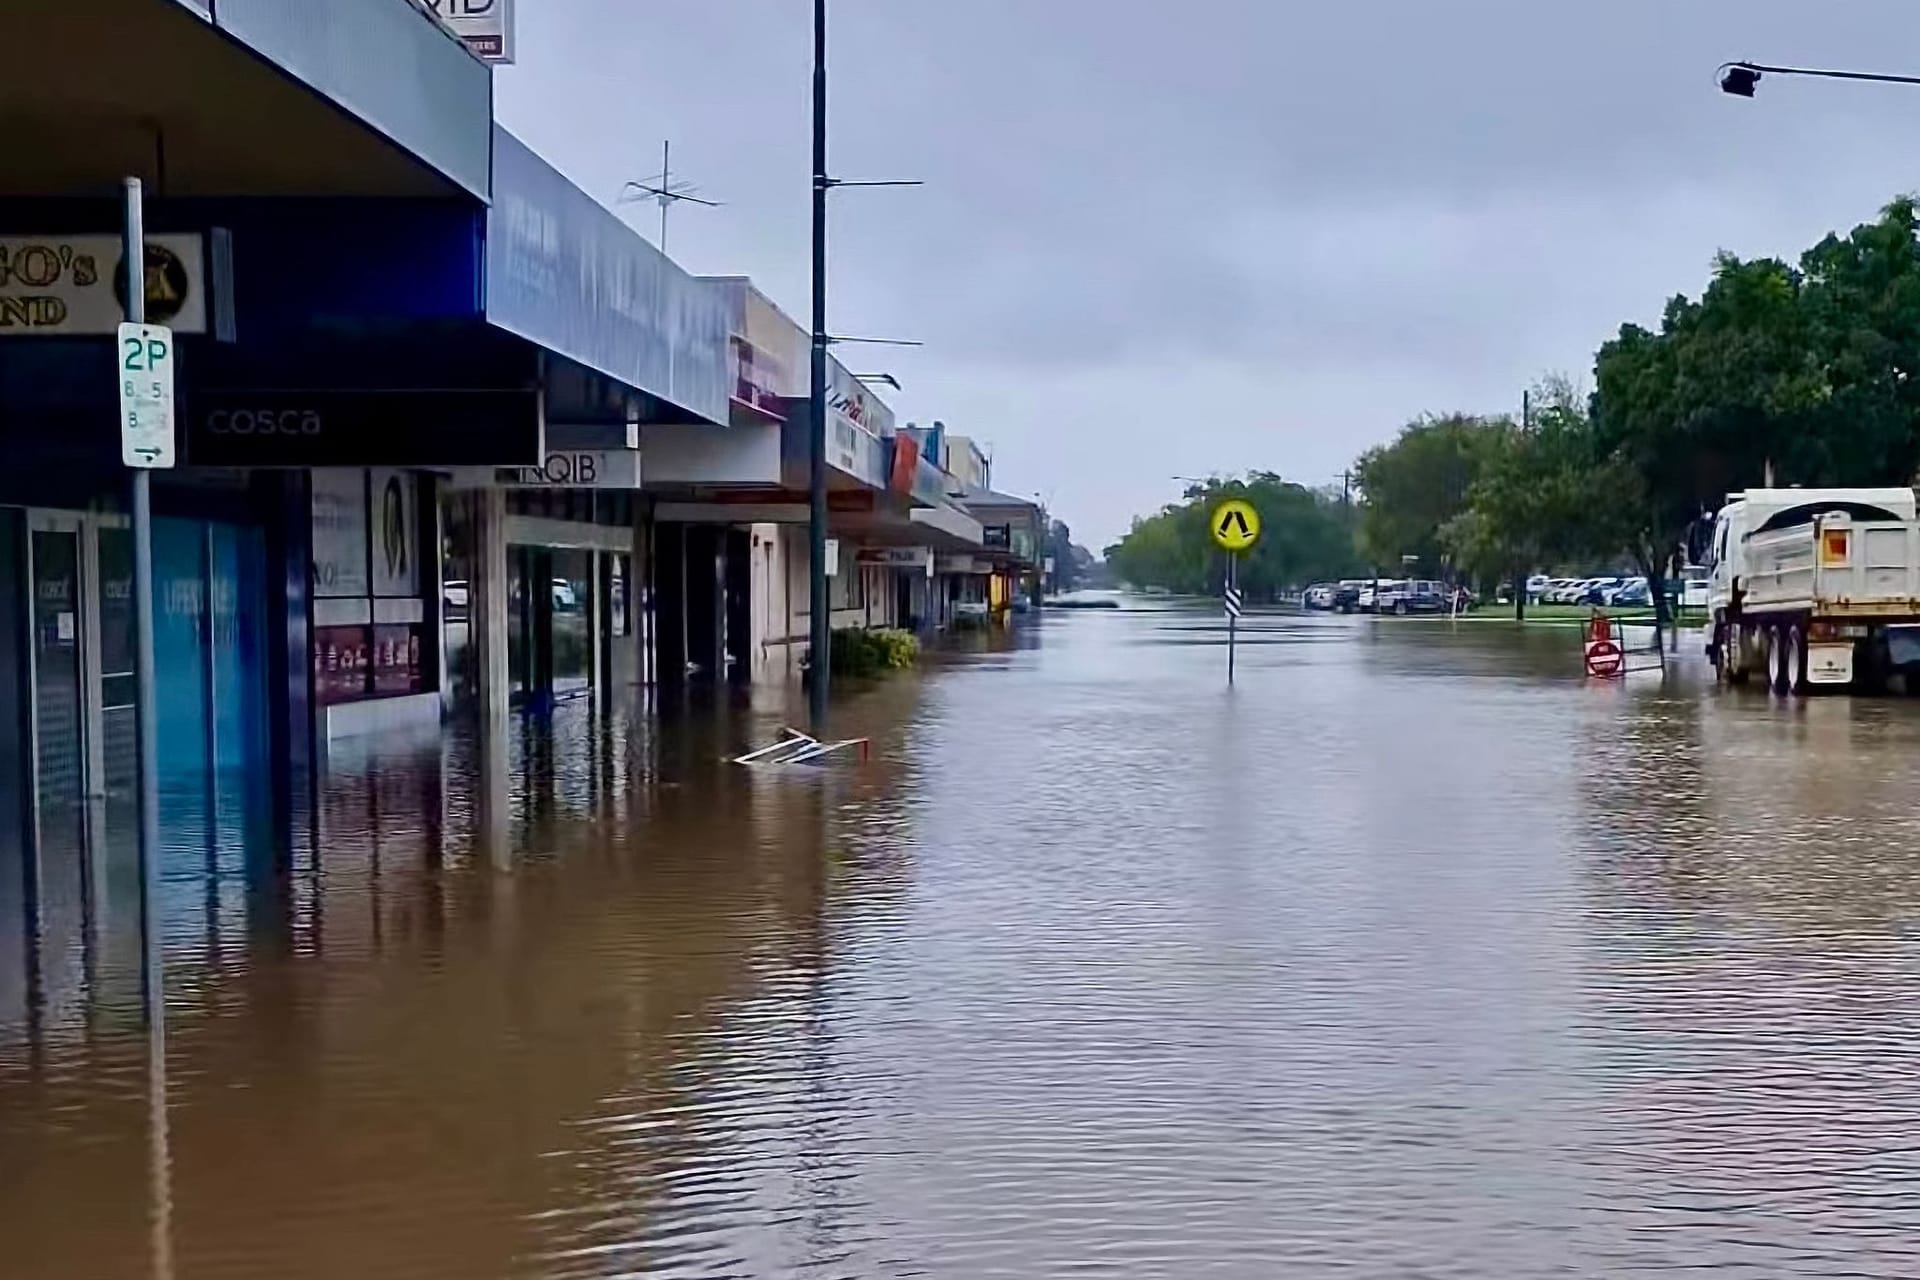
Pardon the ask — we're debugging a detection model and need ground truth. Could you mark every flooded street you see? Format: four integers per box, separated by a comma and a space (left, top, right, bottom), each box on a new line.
8, 603, 1920, 1278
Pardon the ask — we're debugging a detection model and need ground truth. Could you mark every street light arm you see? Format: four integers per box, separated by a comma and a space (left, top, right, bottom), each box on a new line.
1722, 59, 1920, 89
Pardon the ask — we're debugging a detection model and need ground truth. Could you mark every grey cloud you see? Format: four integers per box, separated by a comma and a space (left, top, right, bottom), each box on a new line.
499, 0, 1920, 547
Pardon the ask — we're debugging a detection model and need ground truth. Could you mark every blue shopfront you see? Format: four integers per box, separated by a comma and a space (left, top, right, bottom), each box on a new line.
0, 196, 539, 1000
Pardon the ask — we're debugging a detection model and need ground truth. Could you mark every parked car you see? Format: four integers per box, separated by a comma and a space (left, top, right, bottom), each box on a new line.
1543, 577, 1582, 604
1333, 582, 1364, 613
1610, 577, 1652, 607
1524, 573, 1552, 601
1681, 577, 1709, 610
1362, 579, 1407, 613
1303, 583, 1337, 610
1599, 576, 1644, 605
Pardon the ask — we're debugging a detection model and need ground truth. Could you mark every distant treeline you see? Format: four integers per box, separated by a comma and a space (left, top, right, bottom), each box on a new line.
1109, 196, 1920, 630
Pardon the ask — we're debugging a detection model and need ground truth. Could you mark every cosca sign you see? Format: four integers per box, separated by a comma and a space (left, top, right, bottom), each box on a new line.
205, 407, 323, 437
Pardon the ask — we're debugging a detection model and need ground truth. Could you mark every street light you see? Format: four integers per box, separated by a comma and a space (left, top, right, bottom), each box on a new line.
1719, 59, 1920, 98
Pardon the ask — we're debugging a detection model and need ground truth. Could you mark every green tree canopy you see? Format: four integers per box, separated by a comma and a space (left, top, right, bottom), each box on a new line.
1104, 473, 1361, 597
1353, 413, 1509, 573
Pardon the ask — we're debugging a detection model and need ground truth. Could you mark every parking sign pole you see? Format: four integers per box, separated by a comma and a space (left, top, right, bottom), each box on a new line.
122, 177, 162, 1023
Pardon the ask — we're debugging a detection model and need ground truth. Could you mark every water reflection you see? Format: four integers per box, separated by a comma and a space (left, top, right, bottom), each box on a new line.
7, 607, 1920, 1276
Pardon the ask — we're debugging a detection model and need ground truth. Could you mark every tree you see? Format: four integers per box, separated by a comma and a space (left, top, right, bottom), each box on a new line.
1046, 519, 1081, 592
1442, 379, 1634, 619
1353, 413, 1509, 574
1105, 473, 1362, 598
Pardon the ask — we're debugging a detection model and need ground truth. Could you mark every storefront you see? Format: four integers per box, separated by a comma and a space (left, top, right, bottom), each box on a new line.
0, 488, 280, 1011
308, 467, 441, 739
440, 454, 643, 711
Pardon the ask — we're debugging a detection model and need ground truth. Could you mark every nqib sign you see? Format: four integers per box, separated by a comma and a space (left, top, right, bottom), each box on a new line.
423, 0, 515, 63
447, 450, 641, 490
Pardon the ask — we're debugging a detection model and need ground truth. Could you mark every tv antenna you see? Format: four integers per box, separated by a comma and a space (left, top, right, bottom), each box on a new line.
619, 141, 720, 254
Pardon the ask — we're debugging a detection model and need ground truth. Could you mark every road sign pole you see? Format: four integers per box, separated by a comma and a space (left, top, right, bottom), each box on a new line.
122, 177, 163, 1024
1227, 553, 1237, 686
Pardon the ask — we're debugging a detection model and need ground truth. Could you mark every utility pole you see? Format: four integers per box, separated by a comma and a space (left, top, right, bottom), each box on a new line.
1516, 389, 1531, 621
807, 0, 831, 730
122, 178, 162, 1021
803, 0, 921, 730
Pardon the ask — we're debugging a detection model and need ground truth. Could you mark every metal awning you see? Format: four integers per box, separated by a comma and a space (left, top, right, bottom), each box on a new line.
0, 0, 489, 199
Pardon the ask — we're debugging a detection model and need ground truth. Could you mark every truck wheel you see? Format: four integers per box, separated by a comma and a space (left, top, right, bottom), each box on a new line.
1725, 621, 1751, 685
1767, 625, 1789, 695
1785, 623, 1808, 696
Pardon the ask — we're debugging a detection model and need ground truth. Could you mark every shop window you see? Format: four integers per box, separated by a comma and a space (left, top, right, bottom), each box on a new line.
311, 468, 427, 705
832, 560, 864, 611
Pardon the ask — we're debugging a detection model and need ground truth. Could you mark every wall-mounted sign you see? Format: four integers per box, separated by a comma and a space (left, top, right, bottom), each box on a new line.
0, 234, 206, 335
422, 0, 514, 63
311, 469, 371, 599
859, 546, 935, 576
369, 468, 420, 598
187, 388, 540, 467
446, 449, 640, 490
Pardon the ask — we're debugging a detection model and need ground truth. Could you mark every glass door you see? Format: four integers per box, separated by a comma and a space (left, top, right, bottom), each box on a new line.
25, 511, 89, 1013
27, 514, 86, 864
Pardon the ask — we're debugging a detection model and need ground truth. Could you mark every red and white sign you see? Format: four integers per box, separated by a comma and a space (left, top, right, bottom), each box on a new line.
1584, 638, 1624, 678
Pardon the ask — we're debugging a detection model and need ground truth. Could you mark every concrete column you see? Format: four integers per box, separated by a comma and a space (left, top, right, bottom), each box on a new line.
632, 498, 653, 689
468, 488, 511, 865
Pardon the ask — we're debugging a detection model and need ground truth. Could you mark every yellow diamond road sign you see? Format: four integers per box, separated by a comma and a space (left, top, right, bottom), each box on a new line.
1210, 499, 1261, 552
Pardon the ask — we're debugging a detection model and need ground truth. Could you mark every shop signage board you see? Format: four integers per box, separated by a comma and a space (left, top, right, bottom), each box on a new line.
0, 234, 206, 335
422, 0, 515, 63
446, 449, 641, 490
488, 130, 731, 424
187, 388, 540, 467
859, 546, 934, 576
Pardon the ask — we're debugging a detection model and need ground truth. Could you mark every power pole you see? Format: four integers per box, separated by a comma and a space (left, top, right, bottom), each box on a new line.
807, 0, 831, 730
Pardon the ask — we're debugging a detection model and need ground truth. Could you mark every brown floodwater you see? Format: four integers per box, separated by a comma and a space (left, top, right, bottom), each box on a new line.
7, 602, 1920, 1278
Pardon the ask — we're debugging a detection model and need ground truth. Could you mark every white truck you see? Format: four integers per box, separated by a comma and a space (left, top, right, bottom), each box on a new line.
1706, 486, 1920, 693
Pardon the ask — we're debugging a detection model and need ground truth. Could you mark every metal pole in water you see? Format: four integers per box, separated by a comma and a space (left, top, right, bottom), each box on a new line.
124, 173, 175, 1280
1228, 552, 1238, 687
807, 0, 831, 731
122, 177, 163, 1023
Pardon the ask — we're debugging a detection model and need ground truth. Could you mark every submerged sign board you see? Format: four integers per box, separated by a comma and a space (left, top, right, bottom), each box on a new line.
421, 0, 515, 63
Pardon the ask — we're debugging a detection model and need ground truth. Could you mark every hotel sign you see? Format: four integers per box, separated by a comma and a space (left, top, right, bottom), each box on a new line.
0, 234, 206, 335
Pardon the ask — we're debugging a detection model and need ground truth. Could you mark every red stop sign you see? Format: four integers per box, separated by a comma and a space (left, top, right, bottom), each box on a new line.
1584, 639, 1624, 678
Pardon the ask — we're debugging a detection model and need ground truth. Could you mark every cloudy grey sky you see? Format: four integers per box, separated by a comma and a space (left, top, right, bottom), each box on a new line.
498, 1, 1920, 548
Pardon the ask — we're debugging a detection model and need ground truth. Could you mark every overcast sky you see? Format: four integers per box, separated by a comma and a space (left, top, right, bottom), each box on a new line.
498, 1, 1920, 548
